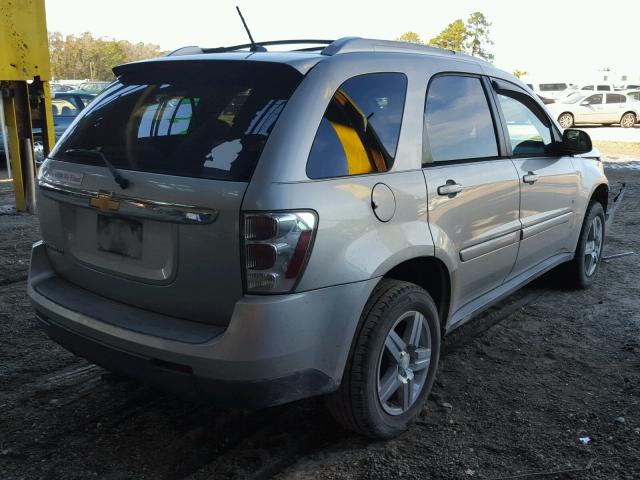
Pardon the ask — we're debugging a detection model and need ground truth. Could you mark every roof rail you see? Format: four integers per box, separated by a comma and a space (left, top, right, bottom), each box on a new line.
321, 37, 458, 57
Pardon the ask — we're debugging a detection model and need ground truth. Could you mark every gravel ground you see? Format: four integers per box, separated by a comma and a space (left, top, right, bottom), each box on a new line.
0, 166, 638, 480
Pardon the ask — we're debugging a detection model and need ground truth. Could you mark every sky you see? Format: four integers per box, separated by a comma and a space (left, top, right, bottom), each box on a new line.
45, 0, 640, 83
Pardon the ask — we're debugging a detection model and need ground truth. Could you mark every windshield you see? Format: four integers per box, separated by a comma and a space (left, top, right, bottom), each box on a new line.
51, 61, 302, 182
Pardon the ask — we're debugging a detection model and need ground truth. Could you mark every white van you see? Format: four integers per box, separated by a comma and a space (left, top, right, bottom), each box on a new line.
525, 82, 570, 99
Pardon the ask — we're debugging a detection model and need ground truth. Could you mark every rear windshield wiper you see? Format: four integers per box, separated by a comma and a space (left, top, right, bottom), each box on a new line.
64, 148, 130, 189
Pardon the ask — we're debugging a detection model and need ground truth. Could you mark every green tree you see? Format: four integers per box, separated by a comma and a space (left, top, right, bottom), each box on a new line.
397, 31, 423, 44
428, 19, 467, 52
465, 12, 494, 61
48, 32, 164, 81
513, 69, 528, 79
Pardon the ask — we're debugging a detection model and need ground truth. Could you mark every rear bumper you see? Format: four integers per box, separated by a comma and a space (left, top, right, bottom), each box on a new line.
28, 241, 378, 407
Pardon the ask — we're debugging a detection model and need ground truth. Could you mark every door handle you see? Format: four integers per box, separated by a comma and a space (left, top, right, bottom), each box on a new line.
523, 172, 539, 184
437, 181, 463, 196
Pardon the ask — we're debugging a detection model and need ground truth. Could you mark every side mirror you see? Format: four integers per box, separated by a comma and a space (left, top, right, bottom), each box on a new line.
561, 128, 592, 155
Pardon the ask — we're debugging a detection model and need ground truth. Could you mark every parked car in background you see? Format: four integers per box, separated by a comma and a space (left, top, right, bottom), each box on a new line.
72, 81, 110, 95
50, 92, 96, 138
2, 91, 95, 163
615, 84, 640, 91
624, 90, 640, 102
50, 83, 75, 93
537, 94, 555, 105
558, 83, 615, 100
549, 92, 640, 128
525, 82, 570, 99
30, 37, 612, 439
32, 92, 96, 164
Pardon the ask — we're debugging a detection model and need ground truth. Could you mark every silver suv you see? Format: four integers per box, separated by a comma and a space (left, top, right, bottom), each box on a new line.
29, 38, 611, 438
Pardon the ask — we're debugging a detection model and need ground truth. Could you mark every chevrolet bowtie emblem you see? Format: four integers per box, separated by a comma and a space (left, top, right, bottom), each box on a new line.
90, 193, 120, 213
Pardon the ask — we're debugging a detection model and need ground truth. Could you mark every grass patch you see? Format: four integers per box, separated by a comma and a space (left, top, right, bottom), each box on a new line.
593, 140, 640, 157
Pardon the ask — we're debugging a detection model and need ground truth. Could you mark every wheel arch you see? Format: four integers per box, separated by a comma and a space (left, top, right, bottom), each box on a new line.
383, 256, 451, 330
620, 110, 637, 122
590, 183, 609, 213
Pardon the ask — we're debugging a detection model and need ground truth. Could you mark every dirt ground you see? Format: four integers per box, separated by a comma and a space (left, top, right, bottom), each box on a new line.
0, 165, 639, 480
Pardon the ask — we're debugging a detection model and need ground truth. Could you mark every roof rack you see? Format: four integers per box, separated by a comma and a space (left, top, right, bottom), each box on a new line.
167, 37, 476, 61
324, 37, 457, 56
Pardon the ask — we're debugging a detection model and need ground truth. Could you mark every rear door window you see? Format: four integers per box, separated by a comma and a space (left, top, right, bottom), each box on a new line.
606, 94, 626, 104
51, 61, 302, 182
306, 73, 407, 179
424, 75, 498, 162
597, 85, 611, 91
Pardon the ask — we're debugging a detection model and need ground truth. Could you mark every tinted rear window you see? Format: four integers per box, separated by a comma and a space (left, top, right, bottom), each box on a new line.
606, 93, 626, 103
306, 73, 407, 179
51, 61, 302, 182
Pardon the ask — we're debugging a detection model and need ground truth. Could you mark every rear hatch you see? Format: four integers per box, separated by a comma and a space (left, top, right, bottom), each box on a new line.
37, 60, 303, 326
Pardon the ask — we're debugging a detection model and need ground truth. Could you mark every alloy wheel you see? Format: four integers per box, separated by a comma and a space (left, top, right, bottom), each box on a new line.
584, 215, 603, 277
558, 113, 573, 128
621, 113, 636, 128
377, 310, 431, 416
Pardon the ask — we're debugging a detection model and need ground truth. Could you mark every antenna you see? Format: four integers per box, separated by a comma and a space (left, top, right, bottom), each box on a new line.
235, 6, 266, 52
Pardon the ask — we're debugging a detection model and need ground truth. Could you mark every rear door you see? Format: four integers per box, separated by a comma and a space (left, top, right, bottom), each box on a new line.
605, 93, 628, 123
490, 79, 579, 279
423, 74, 521, 315
38, 60, 302, 326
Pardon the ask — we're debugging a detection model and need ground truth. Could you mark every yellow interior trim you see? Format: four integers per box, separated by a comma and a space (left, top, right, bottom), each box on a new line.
330, 122, 372, 175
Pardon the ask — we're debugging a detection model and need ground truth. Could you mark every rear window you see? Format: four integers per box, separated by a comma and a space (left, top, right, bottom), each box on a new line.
306, 73, 407, 179
51, 61, 302, 182
539, 83, 567, 91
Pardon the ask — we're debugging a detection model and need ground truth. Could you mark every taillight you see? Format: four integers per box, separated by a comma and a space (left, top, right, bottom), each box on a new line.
242, 211, 317, 293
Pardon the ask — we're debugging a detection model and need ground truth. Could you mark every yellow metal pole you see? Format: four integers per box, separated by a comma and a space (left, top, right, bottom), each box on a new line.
41, 81, 56, 154
2, 95, 26, 211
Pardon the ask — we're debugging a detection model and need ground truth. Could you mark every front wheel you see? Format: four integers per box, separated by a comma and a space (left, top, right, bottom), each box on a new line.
558, 112, 574, 128
620, 112, 636, 128
326, 279, 441, 438
556, 202, 605, 288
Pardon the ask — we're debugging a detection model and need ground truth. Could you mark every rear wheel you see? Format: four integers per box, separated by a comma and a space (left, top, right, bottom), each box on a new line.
326, 279, 441, 438
620, 112, 636, 128
558, 112, 574, 128
557, 201, 605, 288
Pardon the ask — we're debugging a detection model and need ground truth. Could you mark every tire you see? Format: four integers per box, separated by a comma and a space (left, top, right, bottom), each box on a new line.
620, 112, 636, 128
558, 112, 574, 128
557, 201, 605, 288
326, 279, 441, 438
